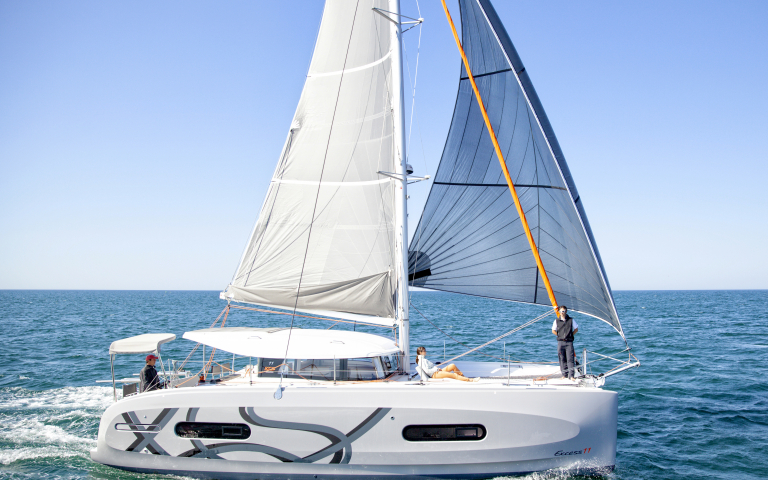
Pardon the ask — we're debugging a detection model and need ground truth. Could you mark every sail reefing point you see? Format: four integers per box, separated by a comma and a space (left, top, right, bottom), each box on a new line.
440, 0, 559, 312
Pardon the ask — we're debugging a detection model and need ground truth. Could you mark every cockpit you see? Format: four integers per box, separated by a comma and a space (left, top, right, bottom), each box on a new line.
100, 328, 406, 399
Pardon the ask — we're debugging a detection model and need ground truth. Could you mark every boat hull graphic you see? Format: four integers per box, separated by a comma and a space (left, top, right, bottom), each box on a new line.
92, 383, 617, 478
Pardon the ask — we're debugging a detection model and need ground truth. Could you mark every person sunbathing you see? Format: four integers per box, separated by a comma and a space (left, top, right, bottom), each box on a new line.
416, 346, 479, 382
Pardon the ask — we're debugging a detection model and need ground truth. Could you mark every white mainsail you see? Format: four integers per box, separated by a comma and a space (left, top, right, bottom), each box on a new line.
224, 0, 400, 326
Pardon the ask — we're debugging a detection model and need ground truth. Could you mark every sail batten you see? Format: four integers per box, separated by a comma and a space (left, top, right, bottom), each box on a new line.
410, 0, 624, 337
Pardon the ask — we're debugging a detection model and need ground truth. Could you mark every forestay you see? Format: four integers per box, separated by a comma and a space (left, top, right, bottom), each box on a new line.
223, 0, 398, 325
409, 0, 623, 337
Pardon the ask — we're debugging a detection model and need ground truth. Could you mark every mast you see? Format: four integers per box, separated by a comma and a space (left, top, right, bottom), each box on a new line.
390, 0, 410, 370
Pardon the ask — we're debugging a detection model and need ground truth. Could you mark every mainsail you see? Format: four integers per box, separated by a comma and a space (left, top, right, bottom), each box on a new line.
224, 0, 398, 326
409, 0, 624, 337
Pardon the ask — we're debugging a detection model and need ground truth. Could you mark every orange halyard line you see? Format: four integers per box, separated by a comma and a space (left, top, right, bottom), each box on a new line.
440, 0, 558, 311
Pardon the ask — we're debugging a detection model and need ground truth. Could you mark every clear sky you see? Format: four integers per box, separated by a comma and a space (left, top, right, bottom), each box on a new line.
1, 0, 766, 291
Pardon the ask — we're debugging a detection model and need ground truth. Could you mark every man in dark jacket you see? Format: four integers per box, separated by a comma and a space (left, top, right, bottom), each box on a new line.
139, 354, 164, 392
552, 305, 579, 381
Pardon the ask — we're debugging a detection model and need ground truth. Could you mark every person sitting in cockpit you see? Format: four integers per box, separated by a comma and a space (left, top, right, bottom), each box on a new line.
140, 354, 165, 392
416, 346, 479, 382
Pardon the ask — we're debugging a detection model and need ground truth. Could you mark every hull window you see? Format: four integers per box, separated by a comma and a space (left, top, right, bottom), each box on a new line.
402, 424, 486, 442
175, 422, 251, 440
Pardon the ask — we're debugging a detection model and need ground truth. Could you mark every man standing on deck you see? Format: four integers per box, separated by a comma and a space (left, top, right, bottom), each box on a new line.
139, 354, 164, 392
552, 306, 578, 381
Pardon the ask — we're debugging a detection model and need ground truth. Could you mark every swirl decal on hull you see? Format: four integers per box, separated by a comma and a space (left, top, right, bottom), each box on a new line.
120, 407, 390, 464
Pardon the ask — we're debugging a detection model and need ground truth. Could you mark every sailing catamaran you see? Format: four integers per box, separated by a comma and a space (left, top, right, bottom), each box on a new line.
91, 0, 639, 477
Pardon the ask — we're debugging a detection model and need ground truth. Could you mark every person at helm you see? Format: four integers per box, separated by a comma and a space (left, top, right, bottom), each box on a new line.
139, 354, 164, 392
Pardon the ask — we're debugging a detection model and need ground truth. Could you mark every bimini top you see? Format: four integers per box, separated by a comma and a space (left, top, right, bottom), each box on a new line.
109, 333, 176, 355
182, 327, 399, 360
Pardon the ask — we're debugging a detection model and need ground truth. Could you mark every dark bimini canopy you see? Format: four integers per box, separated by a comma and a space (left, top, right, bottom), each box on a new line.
408, 0, 623, 338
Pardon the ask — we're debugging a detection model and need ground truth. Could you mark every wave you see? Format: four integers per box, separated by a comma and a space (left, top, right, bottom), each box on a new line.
0, 386, 115, 410
0, 386, 112, 468
0, 445, 82, 466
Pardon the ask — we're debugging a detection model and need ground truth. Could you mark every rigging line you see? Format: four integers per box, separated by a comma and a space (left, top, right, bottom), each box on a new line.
246, 15, 392, 282
247, 10, 399, 285
441, 309, 555, 364
279, 0, 363, 390
534, 111, 541, 304
248, 29, 390, 281
402, 18, 421, 160
205, 305, 231, 372
236, 131, 294, 285
409, 302, 509, 362
240, 128, 294, 286
441, 0, 558, 311
178, 305, 229, 371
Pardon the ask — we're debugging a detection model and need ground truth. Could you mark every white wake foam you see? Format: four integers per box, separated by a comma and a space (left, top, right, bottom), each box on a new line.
0, 445, 81, 466
0, 386, 112, 467
0, 416, 95, 446
0, 386, 114, 410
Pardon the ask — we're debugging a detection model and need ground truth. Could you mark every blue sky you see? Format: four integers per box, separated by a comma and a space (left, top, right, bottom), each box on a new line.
1, 0, 766, 291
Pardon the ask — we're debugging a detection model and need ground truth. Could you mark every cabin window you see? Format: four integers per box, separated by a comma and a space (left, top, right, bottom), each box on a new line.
259, 358, 383, 381
174, 422, 251, 440
402, 424, 486, 442
381, 354, 401, 374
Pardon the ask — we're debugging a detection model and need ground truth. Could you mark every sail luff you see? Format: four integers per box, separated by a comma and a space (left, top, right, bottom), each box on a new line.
440, 0, 559, 312
472, 0, 623, 338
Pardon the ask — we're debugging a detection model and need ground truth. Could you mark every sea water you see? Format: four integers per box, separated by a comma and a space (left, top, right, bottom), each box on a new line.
0, 290, 765, 479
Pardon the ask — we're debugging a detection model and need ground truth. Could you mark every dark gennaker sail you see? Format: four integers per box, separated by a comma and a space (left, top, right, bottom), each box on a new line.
408, 0, 623, 338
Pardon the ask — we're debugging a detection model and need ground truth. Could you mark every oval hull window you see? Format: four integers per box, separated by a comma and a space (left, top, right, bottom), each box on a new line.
403, 424, 486, 442
175, 422, 251, 440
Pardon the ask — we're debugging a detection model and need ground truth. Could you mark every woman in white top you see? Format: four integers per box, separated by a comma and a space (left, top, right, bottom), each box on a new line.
416, 346, 478, 382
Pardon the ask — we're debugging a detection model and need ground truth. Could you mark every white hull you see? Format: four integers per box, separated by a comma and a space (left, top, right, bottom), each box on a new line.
92, 368, 617, 478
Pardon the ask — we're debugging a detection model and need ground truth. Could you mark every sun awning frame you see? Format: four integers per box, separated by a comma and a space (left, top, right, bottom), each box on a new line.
109, 333, 177, 355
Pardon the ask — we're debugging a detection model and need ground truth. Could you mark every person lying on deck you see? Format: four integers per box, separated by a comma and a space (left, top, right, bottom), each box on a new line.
416, 346, 479, 382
